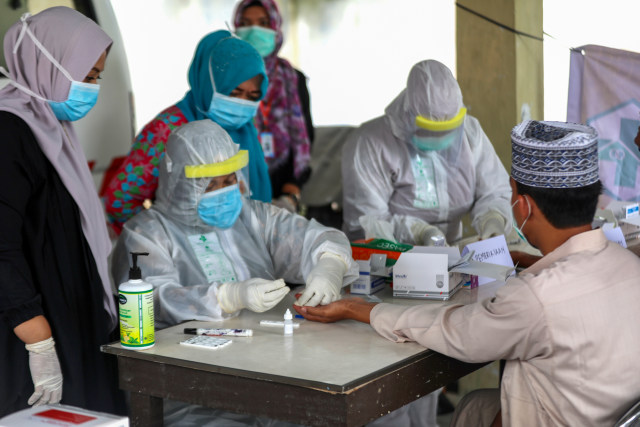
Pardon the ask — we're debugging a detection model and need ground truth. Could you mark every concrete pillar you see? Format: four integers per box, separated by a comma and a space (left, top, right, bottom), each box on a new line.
456, 0, 543, 171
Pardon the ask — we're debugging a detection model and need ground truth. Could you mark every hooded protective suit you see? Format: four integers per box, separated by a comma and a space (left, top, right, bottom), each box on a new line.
112, 120, 357, 329
342, 60, 512, 245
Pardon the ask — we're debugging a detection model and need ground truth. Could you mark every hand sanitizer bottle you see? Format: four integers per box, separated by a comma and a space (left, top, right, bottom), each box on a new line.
118, 252, 154, 350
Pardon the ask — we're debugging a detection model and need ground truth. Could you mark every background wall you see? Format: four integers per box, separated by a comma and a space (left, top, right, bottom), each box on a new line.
111, 0, 640, 136
111, 0, 455, 131
456, 0, 543, 172
543, 0, 640, 122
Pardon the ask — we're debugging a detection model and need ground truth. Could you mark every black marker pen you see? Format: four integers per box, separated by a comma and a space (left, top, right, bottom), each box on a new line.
183, 328, 253, 337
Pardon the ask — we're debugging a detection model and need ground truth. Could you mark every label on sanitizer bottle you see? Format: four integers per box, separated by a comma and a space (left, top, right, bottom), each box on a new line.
119, 285, 154, 349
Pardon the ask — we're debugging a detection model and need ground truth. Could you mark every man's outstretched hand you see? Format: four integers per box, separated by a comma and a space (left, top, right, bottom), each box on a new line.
293, 297, 377, 324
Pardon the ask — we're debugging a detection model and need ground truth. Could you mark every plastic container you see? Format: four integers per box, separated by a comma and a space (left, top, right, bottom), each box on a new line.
283, 309, 293, 336
118, 252, 154, 350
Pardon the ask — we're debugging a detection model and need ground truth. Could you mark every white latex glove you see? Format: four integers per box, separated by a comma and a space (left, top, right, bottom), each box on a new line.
295, 252, 348, 307
410, 221, 446, 246
478, 211, 507, 239
359, 215, 396, 242
26, 337, 63, 406
217, 278, 290, 313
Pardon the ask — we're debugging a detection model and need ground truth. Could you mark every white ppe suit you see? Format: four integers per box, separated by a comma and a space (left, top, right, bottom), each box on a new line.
111, 120, 358, 330
342, 60, 512, 245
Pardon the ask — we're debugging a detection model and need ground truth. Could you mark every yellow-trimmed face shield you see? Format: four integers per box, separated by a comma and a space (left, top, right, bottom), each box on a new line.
184, 150, 249, 178
413, 108, 467, 151
415, 107, 467, 132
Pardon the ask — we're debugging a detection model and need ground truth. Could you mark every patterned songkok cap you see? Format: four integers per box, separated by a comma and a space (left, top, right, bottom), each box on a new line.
511, 120, 599, 188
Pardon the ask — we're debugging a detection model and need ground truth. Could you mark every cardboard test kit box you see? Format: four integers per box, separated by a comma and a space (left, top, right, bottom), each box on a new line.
392, 246, 467, 300
350, 238, 413, 267
392, 245, 515, 301
350, 238, 412, 295
0, 404, 128, 427
351, 254, 391, 295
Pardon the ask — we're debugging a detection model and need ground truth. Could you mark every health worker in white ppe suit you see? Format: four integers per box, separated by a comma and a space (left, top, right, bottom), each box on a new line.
112, 119, 358, 330
342, 59, 512, 246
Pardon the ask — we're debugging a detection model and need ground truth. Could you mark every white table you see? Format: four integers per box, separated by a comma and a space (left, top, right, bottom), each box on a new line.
102, 281, 504, 426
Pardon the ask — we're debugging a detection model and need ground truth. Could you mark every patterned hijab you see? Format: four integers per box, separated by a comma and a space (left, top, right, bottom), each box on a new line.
233, 0, 311, 180
0, 7, 117, 327
176, 30, 272, 202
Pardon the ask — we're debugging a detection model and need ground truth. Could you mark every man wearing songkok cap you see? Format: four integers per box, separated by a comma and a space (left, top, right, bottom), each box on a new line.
294, 120, 640, 427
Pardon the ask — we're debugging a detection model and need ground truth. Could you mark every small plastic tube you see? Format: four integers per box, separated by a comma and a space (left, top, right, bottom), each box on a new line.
259, 320, 300, 328
284, 309, 293, 336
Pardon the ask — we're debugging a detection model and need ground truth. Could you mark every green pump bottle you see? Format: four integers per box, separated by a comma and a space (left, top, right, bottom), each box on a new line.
118, 252, 154, 350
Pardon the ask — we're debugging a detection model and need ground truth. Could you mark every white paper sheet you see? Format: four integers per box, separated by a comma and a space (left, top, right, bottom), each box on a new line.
461, 235, 515, 285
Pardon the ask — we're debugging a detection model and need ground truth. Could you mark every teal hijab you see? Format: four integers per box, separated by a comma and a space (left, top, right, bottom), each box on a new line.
177, 30, 271, 202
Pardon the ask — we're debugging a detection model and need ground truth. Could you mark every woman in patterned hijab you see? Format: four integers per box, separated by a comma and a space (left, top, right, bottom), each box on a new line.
234, 0, 312, 211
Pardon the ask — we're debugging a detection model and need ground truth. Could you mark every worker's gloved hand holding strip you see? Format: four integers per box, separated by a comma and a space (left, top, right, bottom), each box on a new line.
218, 278, 290, 313
296, 252, 347, 306
26, 337, 63, 406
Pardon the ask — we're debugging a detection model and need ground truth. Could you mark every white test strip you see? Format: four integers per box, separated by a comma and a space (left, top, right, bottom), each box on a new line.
260, 320, 300, 328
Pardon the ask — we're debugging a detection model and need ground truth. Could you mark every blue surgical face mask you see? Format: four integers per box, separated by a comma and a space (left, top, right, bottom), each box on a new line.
203, 59, 260, 130
206, 92, 259, 130
236, 26, 277, 58
512, 197, 531, 244
197, 184, 243, 229
48, 81, 100, 121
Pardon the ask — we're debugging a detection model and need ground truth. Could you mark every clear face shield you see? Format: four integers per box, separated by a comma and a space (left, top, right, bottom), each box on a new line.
412, 107, 467, 153
184, 149, 251, 196
408, 108, 467, 212
184, 149, 250, 230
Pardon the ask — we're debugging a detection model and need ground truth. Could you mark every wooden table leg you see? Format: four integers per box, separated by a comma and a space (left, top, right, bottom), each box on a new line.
129, 392, 163, 427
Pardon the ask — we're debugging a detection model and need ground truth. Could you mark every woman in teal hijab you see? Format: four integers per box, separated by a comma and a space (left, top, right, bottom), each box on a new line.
105, 30, 271, 233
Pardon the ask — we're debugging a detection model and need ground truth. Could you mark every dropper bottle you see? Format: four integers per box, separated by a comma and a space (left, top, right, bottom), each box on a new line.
283, 309, 293, 336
